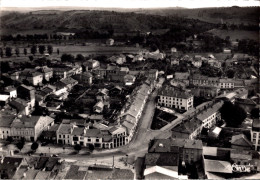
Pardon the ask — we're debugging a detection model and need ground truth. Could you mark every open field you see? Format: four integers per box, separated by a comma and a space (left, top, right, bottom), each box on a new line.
208, 29, 259, 41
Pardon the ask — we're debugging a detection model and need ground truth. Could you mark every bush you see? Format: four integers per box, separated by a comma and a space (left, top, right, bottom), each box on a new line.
74, 144, 81, 153
31, 142, 39, 151
88, 144, 95, 151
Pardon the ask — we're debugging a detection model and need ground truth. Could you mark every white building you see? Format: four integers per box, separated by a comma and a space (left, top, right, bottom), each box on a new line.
196, 101, 223, 129
251, 119, 260, 151
158, 86, 193, 111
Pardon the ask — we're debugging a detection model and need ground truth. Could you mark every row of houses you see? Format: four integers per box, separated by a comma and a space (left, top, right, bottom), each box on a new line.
171, 100, 224, 139
9, 65, 82, 86
174, 72, 256, 90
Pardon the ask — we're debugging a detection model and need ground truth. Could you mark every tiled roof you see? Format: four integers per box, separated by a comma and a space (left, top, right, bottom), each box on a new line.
85, 129, 102, 138
204, 159, 232, 174
172, 118, 202, 135
64, 165, 88, 179
72, 127, 85, 136
0, 157, 23, 179
11, 115, 53, 128
252, 119, 260, 129
145, 153, 179, 166
196, 101, 223, 121
158, 86, 192, 99
34, 171, 51, 179
0, 114, 15, 127
149, 138, 203, 153
230, 149, 252, 160
57, 123, 73, 134
60, 77, 78, 86
111, 169, 134, 179
230, 134, 252, 147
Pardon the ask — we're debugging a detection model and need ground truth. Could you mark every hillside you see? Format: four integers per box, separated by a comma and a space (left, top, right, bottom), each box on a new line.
136, 6, 259, 25
0, 10, 212, 36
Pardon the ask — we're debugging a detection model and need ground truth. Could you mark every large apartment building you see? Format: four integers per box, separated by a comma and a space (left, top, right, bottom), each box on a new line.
158, 86, 193, 111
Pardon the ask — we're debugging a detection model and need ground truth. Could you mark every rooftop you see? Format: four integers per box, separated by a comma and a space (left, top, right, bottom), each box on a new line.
145, 153, 179, 166
64, 165, 88, 179
57, 123, 73, 134
204, 159, 232, 174
85, 129, 102, 138
158, 86, 192, 99
149, 138, 203, 153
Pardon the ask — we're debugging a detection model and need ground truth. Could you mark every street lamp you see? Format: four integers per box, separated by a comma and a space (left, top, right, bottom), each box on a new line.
125, 154, 128, 166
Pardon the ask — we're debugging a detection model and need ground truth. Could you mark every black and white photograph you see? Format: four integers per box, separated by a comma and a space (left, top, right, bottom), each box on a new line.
0, 0, 259, 179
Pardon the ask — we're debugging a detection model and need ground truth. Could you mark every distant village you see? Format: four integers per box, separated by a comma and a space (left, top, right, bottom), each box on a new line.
0, 28, 259, 180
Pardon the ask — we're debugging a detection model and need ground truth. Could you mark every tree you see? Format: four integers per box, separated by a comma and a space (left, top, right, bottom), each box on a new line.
88, 144, 95, 151
31, 45, 37, 55
29, 56, 34, 61
74, 144, 81, 153
47, 45, 53, 55
61, 53, 75, 62
38, 45, 46, 54
220, 101, 247, 127
5, 47, 12, 57
23, 48, 27, 56
31, 142, 39, 151
6, 136, 13, 143
76, 54, 85, 61
16, 141, 24, 151
15, 47, 20, 57
251, 108, 259, 119
226, 69, 235, 78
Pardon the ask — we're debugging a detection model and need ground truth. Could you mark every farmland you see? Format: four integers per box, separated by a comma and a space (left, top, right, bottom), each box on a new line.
208, 29, 259, 41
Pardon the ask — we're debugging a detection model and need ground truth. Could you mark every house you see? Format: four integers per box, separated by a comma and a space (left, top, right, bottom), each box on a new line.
84, 129, 103, 148
109, 126, 128, 148
251, 119, 260, 151
157, 86, 193, 111
148, 69, 159, 80
235, 98, 256, 113
0, 157, 24, 179
57, 123, 73, 145
9, 98, 32, 115
71, 127, 87, 146
106, 38, 114, 46
19, 70, 43, 86
148, 138, 203, 164
0, 113, 15, 139
171, 118, 202, 139
93, 101, 104, 113
144, 153, 183, 179
53, 81, 68, 96
124, 74, 136, 86
37, 66, 53, 81
85, 59, 100, 70
219, 78, 235, 89
40, 124, 59, 142
10, 115, 54, 141
192, 59, 202, 68
230, 134, 252, 150
17, 84, 36, 108
72, 72, 93, 85
174, 72, 190, 85
3, 86, 17, 99
190, 74, 219, 88
60, 77, 78, 90
190, 86, 219, 99
53, 67, 70, 79
0, 95, 10, 106
196, 101, 223, 129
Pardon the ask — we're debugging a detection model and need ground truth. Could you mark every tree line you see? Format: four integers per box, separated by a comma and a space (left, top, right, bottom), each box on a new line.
0, 45, 60, 58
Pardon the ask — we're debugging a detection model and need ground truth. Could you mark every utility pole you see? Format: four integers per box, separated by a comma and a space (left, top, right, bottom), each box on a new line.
112, 155, 114, 168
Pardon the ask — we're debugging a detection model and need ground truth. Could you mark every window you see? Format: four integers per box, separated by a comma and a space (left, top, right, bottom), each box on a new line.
96, 139, 99, 142
88, 138, 91, 142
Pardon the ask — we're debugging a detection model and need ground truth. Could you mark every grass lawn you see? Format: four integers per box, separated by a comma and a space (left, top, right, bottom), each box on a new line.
208, 29, 259, 41
150, 109, 177, 130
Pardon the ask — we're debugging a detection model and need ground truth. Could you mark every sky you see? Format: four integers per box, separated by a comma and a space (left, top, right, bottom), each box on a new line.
0, 0, 259, 9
